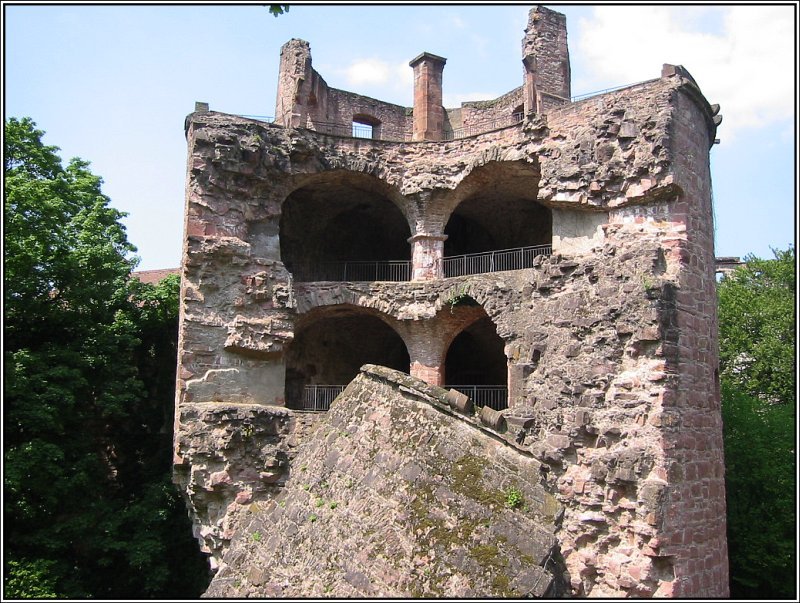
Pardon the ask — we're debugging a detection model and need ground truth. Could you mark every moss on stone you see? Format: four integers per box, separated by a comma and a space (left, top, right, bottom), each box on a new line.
451, 455, 505, 507
469, 543, 501, 565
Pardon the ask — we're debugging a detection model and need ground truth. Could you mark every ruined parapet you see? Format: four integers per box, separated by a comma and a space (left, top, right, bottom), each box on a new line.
275, 38, 412, 138
522, 5, 571, 114
204, 365, 566, 598
275, 39, 316, 127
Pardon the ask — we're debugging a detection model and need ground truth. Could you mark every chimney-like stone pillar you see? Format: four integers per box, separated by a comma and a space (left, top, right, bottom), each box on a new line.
409, 52, 447, 141
522, 6, 571, 114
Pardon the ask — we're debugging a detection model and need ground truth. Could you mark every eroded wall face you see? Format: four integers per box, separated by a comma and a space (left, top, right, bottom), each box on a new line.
176, 70, 726, 596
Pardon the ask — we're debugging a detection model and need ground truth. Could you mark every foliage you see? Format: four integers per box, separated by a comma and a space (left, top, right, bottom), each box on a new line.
504, 486, 524, 509
4, 559, 60, 599
718, 247, 796, 599
4, 118, 208, 598
268, 4, 290, 17
718, 247, 795, 406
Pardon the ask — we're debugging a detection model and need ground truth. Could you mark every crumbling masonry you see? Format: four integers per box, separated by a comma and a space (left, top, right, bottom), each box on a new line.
174, 6, 729, 597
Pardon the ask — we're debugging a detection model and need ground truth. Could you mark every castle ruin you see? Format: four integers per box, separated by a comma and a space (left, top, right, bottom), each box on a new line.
173, 6, 729, 597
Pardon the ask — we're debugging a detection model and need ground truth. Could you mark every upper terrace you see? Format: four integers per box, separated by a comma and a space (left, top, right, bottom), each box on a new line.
270, 6, 571, 143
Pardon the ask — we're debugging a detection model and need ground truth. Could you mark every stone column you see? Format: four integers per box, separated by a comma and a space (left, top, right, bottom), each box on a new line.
409, 233, 447, 280
409, 52, 447, 141
401, 327, 446, 386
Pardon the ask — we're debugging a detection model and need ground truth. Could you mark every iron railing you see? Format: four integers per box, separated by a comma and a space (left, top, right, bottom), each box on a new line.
447, 385, 508, 411
302, 385, 346, 411
287, 260, 411, 282
301, 384, 507, 412
440, 244, 551, 278
303, 120, 412, 142
444, 112, 524, 141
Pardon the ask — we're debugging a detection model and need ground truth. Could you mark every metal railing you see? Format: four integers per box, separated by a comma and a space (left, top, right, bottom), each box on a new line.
447, 385, 508, 411
440, 244, 551, 278
570, 79, 651, 102
301, 384, 507, 412
302, 385, 346, 411
303, 120, 412, 142
445, 112, 524, 141
287, 260, 411, 282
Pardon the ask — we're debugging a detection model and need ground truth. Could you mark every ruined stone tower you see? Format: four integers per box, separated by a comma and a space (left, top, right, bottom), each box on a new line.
174, 6, 729, 597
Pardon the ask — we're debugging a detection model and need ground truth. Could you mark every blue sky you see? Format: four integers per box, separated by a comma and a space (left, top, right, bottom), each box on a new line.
5, 3, 797, 271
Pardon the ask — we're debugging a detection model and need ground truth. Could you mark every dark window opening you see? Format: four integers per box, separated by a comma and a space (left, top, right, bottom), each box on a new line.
442, 161, 551, 276
352, 114, 381, 139
445, 313, 508, 411
444, 195, 551, 257
285, 308, 410, 410
280, 173, 411, 281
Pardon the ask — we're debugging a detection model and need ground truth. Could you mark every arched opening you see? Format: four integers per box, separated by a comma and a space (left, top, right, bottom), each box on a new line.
285, 305, 410, 410
280, 172, 411, 281
352, 113, 381, 139
442, 161, 551, 277
512, 103, 524, 121
445, 311, 508, 410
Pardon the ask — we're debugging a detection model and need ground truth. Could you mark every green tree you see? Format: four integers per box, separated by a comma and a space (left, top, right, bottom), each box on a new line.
4, 118, 208, 598
268, 4, 290, 17
719, 247, 795, 406
718, 247, 796, 598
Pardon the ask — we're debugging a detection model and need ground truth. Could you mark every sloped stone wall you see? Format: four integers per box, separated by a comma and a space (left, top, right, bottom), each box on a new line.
204, 366, 565, 598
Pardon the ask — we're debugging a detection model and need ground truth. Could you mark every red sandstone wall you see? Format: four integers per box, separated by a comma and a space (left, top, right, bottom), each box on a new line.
326, 88, 411, 140
458, 86, 524, 136
656, 83, 728, 598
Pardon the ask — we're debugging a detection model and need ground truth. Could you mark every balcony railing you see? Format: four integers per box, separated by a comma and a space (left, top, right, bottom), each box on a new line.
444, 112, 524, 141
440, 244, 551, 278
447, 385, 508, 411
301, 385, 346, 411
287, 245, 551, 283
287, 260, 411, 282
300, 384, 507, 412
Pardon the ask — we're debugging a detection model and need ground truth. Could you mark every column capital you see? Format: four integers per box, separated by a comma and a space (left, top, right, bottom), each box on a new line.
407, 233, 448, 244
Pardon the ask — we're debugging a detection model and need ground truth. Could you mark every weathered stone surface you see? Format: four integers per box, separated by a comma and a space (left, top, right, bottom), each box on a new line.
203, 366, 565, 598
173, 402, 295, 565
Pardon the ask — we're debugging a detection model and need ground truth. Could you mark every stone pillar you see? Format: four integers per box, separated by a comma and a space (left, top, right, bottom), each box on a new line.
410, 362, 444, 387
522, 6, 571, 114
409, 52, 447, 141
409, 233, 447, 280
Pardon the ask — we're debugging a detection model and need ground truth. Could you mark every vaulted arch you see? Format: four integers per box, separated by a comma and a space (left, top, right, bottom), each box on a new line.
284, 304, 410, 409
280, 171, 412, 281
443, 160, 551, 259
444, 301, 508, 410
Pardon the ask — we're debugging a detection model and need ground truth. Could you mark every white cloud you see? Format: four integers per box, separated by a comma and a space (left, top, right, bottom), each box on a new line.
574, 5, 795, 140
450, 14, 466, 29
332, 59, 415, 106
343, 58, 391, 86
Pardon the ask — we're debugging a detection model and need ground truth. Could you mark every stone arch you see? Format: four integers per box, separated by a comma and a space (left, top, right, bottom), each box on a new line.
279, 170, 412, 280
284, 303, 410, 409
441, 159, 551, 258
441, 297, 509, 410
